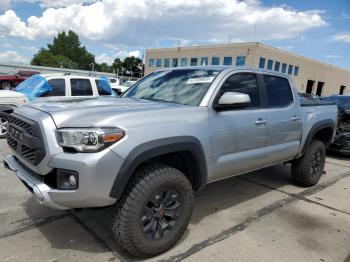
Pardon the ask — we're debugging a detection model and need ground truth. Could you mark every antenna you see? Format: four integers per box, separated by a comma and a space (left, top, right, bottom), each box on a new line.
253, 24, 257, 42
229, 33, 232, 44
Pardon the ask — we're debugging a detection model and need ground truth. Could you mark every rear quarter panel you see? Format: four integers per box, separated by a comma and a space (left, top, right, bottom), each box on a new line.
299, 104, 338, 154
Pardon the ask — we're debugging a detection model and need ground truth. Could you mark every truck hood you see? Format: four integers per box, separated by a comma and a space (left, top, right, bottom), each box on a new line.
25, 96, 192, 128
0, 90, 27, 99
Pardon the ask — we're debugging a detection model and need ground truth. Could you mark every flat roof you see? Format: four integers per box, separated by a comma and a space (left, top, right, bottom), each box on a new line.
147, 42, 350, 73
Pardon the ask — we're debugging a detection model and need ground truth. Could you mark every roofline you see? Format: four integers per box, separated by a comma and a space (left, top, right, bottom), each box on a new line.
256, 42, 350, 73
146, 41, 350, 73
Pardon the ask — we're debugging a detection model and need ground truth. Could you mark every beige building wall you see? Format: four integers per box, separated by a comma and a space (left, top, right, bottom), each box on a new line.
145, 42, 350, 96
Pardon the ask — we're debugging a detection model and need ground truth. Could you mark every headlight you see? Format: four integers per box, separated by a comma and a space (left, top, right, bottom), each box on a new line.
56, 127, 125, 152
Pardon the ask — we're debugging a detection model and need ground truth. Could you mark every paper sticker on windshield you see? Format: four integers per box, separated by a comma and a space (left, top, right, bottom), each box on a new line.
186, 77, 215, 84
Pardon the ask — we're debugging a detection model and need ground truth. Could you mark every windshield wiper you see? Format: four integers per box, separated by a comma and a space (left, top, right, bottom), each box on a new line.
139, 96, 175, 104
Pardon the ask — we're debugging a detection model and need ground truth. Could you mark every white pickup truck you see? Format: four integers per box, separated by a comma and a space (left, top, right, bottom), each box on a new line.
0, 74, 113, 138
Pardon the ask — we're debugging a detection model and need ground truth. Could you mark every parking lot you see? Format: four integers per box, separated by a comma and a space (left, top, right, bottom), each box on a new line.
0, 139, 349, 261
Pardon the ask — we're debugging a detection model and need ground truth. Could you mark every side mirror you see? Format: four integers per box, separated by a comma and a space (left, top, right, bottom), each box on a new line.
214, 92, 251, 111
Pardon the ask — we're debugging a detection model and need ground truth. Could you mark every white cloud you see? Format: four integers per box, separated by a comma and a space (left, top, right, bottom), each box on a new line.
30, 0, 97, 8
0, 0, 327, 46
96, 49, 142, 65
326, 54, 342, 58
20, 45, 38, 52
1, 42, 12, 48
0, 0, 11, 10
95, 53, 114, 65
0, 50, 28, 63
331, 32, 350, 43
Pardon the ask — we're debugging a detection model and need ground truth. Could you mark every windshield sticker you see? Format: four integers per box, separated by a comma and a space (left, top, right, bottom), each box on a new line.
186, 77, 215, 84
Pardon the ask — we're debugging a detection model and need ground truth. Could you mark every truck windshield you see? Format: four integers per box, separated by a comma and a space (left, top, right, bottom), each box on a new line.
123, 69, 221, 106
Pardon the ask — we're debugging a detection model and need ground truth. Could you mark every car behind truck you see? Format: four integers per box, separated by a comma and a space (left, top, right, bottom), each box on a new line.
3, 66, 337, 257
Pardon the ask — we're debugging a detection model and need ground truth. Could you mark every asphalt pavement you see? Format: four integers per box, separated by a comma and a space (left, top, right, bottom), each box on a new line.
0, 139, 349, 262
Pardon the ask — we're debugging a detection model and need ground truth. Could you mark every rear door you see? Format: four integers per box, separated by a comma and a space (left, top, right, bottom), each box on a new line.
260, 74, 302, 164
209, 72, 268, 181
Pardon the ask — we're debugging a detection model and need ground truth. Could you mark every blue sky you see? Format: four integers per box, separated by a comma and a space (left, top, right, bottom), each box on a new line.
0, 0, 349, 68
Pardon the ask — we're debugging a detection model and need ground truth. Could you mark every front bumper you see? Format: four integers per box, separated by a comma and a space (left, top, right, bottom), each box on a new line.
4, 149, 124, 209
4, 155, 68, 209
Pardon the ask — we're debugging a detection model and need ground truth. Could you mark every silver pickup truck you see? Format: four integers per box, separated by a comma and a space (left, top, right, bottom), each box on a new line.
3, 66, 337, 257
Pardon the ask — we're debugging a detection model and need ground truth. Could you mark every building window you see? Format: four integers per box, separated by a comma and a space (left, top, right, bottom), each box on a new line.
267, 59, 273, 70
201, 57, 208, 65
259, 57, 266, 68
181, 58, 188, 67
340, 85, 346, 95
294, 66, 299, 76
211, 56, 220, 65
156, 58, 162, 67
316, 81, 324, 96
148, 59, 155, 67
288, 65, 293, 75
236, 56, 246, 66
281, 63, 287, 73
223, 57, 232, 65
190, 57, 198, 66
172, 58, 178, 67
274, 61, 280, 72
164, 58, 170, 67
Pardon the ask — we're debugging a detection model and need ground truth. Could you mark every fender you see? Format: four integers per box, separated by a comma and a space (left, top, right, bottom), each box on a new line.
302, 119, 336, 154
109, 136, 208, 199
0, 104, 16, 113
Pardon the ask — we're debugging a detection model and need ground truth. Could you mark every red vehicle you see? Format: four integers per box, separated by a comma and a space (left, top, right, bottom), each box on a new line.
0, 70, 40, 90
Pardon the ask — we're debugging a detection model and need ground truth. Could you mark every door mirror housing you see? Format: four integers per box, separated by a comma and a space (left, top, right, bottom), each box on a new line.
214, 92, 251, 111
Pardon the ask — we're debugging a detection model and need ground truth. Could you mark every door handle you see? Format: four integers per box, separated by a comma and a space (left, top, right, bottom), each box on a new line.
255, 119, 267, 126
291, 116, 301, 122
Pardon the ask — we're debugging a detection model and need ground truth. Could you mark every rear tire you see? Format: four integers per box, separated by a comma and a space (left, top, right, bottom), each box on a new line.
0, 112, 9, 139
291, 140, 326, 187
111, 164, 193, 258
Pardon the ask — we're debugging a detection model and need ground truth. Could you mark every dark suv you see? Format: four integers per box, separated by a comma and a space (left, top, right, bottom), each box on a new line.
323, 95, 350, 154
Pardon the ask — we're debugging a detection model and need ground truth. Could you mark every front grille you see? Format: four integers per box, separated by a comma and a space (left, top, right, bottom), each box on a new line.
7, 114, 45, 166
8, 115, 32, 135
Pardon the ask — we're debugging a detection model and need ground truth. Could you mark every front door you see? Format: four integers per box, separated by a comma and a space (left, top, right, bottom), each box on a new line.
209, 72, 268, 182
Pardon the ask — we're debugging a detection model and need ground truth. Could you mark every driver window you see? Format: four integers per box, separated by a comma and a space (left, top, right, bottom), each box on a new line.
217, 73, 260, 109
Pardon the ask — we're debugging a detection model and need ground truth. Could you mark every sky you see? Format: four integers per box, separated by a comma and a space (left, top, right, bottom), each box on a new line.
0, 0, 349, 68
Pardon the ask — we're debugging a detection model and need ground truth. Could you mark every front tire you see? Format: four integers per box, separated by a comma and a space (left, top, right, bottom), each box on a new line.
291, 140, 326, 187
0, 81, 12, 90
0, 112, 9, 139
111, 164, 193, 258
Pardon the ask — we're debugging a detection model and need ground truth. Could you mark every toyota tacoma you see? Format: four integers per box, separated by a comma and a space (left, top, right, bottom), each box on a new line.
3, 66, 338, 257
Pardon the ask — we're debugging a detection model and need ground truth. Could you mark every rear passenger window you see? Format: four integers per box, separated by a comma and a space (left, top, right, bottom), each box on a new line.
264, 75, 293, 107
70, 79, 93, 96
42, 79, 65, 97
218, 73, 260, 108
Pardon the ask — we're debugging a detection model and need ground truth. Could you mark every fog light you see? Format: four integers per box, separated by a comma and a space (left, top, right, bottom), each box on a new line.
69, 175, 77, 186
57, 169, 79, 190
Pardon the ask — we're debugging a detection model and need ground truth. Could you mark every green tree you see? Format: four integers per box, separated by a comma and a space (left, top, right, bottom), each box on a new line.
123, 56, 143, 76
31, 30, 95, 70
112, 58, 123, 74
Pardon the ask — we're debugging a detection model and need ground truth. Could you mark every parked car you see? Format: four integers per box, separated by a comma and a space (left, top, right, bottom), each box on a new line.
4, 66, 337, 257
0, 70, 40, 90
108, 77, 120, 90
112, 80, 137, 95
322, 95, 350, 154
0, 74, 113, 138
